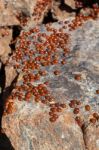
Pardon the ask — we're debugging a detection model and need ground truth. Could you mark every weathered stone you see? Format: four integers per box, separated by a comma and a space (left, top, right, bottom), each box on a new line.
83, 124, 99, 150
52, 0, 76, 21
0, 28, 12, 63
5, 66, 17, 88
0, 0, 51, 27
64, 0, 75, 9
0, 0, 19, 26
3, 104, 85, 150
2, 18, 99, 150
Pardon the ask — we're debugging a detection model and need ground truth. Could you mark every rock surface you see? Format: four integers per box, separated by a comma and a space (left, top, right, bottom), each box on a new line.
3, 104, 85, 150
0, 28, 12, 63
52, 0, 76, 21
0, 28, 14, 92
83, 124, 99, 150
0, 0, 80, 27
5, 66, 17, 88
0, 0, 51, 27
2, 17, 99, 150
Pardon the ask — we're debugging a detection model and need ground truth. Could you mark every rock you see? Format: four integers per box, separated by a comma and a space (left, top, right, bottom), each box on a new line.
52, 0, 76, 21
5, 66, 17, 88
2, 17, 99, 150
0, 28, 12, 63
83, 124, 99, 150
28, 0, 52, 26
3, 104, 85, 150
0, 0, 51, 27
64, 0, 75, 9
0, 0, 19, 26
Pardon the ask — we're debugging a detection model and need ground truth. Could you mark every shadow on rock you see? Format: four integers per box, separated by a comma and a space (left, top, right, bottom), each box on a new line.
0, 133, 15, 150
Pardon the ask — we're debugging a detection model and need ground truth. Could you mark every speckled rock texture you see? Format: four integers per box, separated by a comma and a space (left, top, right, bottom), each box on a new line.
0, 28, 16, 90
83, 124, 99, 150
3, 105, 85, 150
2, 18, 99, 150
0, 28, 12, 63
5, 66, 17, 88
0, 0, 51, 26
52, 0, 76, 21
0, 0, 76, 27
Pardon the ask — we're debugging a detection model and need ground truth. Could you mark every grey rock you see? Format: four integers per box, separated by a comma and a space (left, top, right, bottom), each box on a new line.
2, 18, 99, 150
3, 105, 85, 150
83, 124, 99, 150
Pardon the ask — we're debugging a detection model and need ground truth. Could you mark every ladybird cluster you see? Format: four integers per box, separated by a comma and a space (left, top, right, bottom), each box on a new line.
16, 12, 30, 26
69, 99, 99, 127
6, 22, 70, 122
75, 0, 99, 8
32, 0, 52, 21
5, 5, 99, 126
15, 0, 52, 26
68, 6, 99, 31
68, 1, 99, 32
